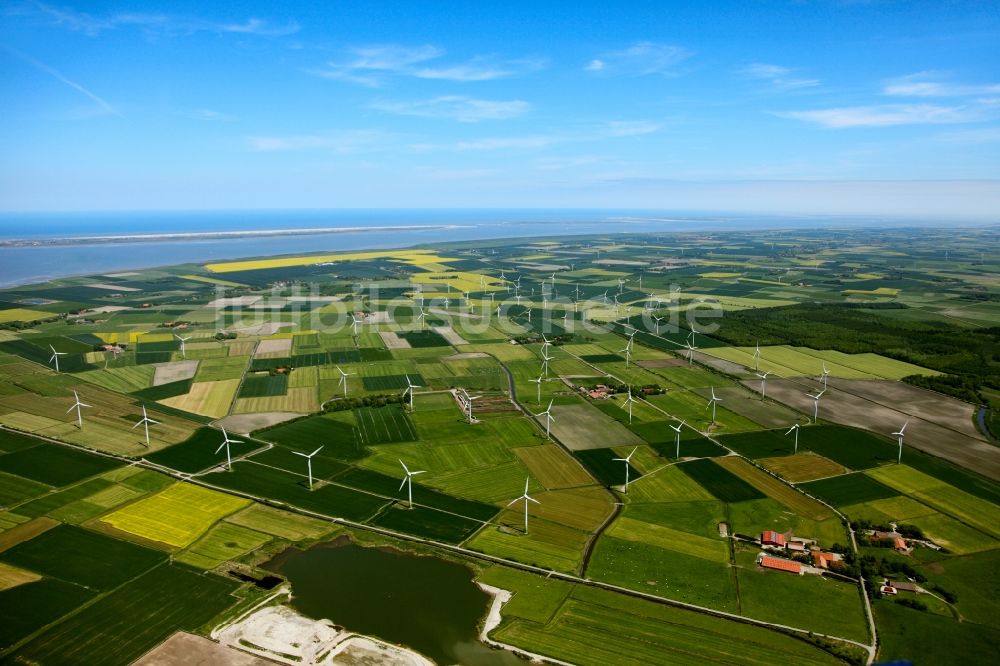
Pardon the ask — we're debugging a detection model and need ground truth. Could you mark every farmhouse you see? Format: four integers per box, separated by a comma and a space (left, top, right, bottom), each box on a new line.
758, 554, 802, 575
761, 530, 786, 547
811, 551, 843, 569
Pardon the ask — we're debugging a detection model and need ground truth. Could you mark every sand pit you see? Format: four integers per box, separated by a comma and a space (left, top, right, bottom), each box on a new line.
88, 282, 141, 291
152, 360, 199, 386
638, 358, 686, 368
255, 338, 293, 356
134, 632, 272, 666
215, 605, 432, 666
432, 326, 467, 346
380, 331, 411, 349
216, 412, 302, 434
209, 296, 262, 308
227, 323, 295, 336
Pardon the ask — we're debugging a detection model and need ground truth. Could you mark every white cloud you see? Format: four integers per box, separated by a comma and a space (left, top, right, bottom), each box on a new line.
884, 72, 1000, 97
8, 48, 121, 117
455, 136, 559, 151
605, 120, 660, 137
183, 108, 237, 122
584, 42, 692, 76
27, 1, 299, 37
247, 130, 386, 152
776, 103, 991, 128
741, 62, 819, 90
371, 96, 529, 122
312, 45, 539, 86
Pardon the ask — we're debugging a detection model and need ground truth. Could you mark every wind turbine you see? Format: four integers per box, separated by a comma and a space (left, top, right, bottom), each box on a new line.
351, 313, 363, 335
892, 421, 909, 463
507, 477, 540, 534
294, 445, 324, 490
807, 389, 826, 423
403, 375, 422, 410
652, 315, 664, 335
215, 427, 243, 471
820, 363, 830, 389
670, 420, 686, 458
535, 399, 555, 439
684, 340, 699, 366
541, 351, 554, 378
706, 387, 722, 424
66, 391, 91, 428
49, 345, 67, 372
174, 334, 191, 359
753, 341, 761, 371
416, 306, 427, 330
785, 423, 801, 454
619, 343, 632, 369
613, 447, 638, 493
756, 371, 770, 399
398, 459, 426, 508
463, 391, 481, 424
529, 374, 544, 404
336, 366, 355, 397
622, 387, 639, 424
131, 405, 160, 447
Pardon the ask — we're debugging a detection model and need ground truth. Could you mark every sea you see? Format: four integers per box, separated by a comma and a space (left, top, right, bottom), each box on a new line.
0, 209, 980, 288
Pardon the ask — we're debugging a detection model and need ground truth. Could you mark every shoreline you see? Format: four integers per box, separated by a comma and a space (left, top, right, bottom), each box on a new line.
0, 224, 465, 247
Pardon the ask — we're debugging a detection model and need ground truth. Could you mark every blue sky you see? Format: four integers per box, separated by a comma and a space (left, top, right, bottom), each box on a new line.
1, 0, 999, 217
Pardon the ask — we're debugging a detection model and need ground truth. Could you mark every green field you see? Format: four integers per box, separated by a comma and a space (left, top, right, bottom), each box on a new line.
678, 458, 766, 502
0, 441, 122, 486
354, 405, 418, 444
0, 578, 95, 651
492, 585, 844, 666
174, 522, 273, 569
0, 524, 165, 590
145, 427, 261, 473
800, 472, 900, 507
9, 563, 239, 665
720, 425, 898, 470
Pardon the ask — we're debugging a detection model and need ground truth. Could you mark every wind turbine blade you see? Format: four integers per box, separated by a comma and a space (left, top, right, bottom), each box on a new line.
399, 459, 410, 474
309, 445, 324, 457
131, 421, 142, 430
785, 425, 795, 435
215, 442, 226, 454
526, 496, 540, 505
292, 451, 308, 458
524, 477, 530, 495
399, 477, 408, 491
66, 404, 76, 414
900, 421, 908, 433
147, 418, 160, 425
411, 470, 426, 476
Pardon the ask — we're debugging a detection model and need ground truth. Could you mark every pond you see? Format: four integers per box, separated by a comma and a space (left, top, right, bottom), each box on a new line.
263, 537, 524, 665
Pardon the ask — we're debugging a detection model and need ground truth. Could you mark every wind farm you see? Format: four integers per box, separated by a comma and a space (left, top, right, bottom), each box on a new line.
1, 1, 998, 664
0, 226, 996, 666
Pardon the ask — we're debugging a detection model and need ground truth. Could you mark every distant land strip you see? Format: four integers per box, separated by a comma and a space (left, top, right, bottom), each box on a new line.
0, 224, 465, 247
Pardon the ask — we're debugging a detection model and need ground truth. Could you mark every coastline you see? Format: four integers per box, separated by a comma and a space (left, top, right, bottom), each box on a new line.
0, 224, 464, 247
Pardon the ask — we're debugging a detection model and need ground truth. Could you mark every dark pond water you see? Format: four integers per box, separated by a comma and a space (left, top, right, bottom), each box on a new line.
263, 538, 524, 665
